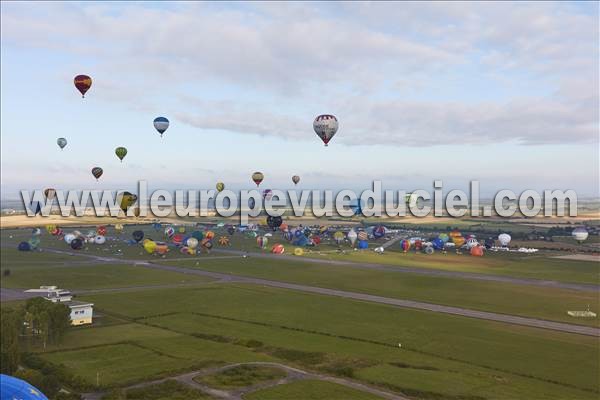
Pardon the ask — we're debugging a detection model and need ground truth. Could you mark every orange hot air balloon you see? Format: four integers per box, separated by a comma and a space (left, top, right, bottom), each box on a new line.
271, 243, 285, 254
470, 245, 484, 257
74, 75, 92, 98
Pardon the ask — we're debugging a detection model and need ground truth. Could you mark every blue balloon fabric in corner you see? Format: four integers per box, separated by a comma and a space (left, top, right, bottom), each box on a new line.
1, 374, 49, 400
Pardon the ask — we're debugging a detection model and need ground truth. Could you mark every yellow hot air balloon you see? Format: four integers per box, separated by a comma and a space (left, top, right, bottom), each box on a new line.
144, 240, 157, 254
294, 247, 304, 256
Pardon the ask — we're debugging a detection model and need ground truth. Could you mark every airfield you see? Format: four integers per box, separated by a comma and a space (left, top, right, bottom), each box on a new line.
1, 216, 599, 399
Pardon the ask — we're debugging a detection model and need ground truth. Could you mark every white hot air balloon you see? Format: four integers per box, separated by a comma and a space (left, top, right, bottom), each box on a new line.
572, 227, 589, 243
466, 238, 479, 249
186, 237, 199, 249
498, 233, 511, 247
64, 234, 76, 244
94, 235, 106, 245
347, 229, 358, 246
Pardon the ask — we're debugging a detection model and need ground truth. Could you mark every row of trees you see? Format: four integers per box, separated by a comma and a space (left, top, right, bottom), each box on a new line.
1, 297, 71, 375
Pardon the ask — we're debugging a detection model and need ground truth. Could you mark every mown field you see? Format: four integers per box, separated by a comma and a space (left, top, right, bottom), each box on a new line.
159, 256, 600, 327
245, 380, 383, 400
2, 223, 598, 399
26, 284, 596, 399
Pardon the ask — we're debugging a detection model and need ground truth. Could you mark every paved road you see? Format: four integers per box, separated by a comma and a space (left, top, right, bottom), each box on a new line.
19, 248, 600, 337
212, 248, 600, 292
83, 362, 408, 400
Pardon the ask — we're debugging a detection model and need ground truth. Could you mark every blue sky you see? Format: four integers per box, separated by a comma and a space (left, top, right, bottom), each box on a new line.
1, 1, 598, 198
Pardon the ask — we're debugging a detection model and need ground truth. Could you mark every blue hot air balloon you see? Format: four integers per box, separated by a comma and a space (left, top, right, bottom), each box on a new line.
153, 117, 170, 137
431, 238, 444, 250
1, 374, 49, 400
358, 240, 369, 249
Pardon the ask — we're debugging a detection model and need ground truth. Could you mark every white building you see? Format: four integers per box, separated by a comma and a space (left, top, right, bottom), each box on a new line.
24, 286, 94, 326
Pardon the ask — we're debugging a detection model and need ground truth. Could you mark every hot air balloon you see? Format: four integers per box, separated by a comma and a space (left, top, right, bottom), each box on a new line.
498, 233, 511, 247
431, 238, 444, 250
164, 227, 175, 238
267, 215, 283, 230
373, 225, 386, 239
155, 242, 169, 255
57, 138, 67, 150
116, 192, 138, 213
347, 229, 358, 246
470, 245, 484, 257
172, 234, 185, 246
216, 182, 225, 192
292, 175, 300, 185
333, 231, 345, 244
227, 226, 235, 235
70, 238, 84, 250
262, 189, 273, 201
153, 117, 169, 137
96, 226, 107, 236
424, 246, 435, 255
132, 230, 144, 243
94, 235, 106, 245
115, 147, 127, 162
114, 224, 124, 233
252, 172, 264, 187
357, 231, 368, 241
91, 167, 103, 181
358, 240, 369, 249
466, 238, 478, 249
400, 239, 411, 253
74, 74, 92, 98
452, 236, 466, 248
1, 374, 49, 400
218, 236, 230, 246
257, 236, 268, 249
18, 241, 31, 251
294, 247, 304, 256
572, 227, 589, 243
205, 231, 215, 240
438, 233, 449, 243
271, 244, 285, 254
144, 240, 157, 254
313, 114, 338, 146
186, 237, 199, 249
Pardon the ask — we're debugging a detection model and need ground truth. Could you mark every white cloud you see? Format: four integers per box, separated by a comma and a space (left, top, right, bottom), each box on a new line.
1, 1, 597, 147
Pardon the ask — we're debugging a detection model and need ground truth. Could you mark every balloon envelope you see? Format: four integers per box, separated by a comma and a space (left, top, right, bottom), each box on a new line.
115, 147, 128, 161
292, 175, 300, 185
313, 114, 339, 146
92, 167, 103, 180
216, 182, 225, 192
74, 74, 92, 97
1, 374, 49, 400
57, 138, 67, 150
252, 172, 264, 186
498, 233, 511, 246
132, 230, 144, 242
154, 117, 169, 136
572, 227, 589, 242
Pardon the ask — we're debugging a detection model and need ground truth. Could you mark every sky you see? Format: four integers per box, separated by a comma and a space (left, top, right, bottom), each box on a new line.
1, 1, 598, 199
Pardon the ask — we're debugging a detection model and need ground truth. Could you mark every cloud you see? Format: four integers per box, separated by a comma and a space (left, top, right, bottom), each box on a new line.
1, 2, 597, 147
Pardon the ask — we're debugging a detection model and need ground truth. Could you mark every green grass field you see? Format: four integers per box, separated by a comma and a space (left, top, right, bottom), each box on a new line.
60, 284, 598, 399
194, 365, 286, 390
245, 379, 383, 400
2, 224, 598, 399
160, 257, 599, 327
0, 263, 214, 289
102, 379, 213, 399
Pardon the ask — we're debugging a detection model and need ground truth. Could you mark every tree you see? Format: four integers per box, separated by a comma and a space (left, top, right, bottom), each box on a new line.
48, 303, 71, 344
24, 298, 70, 348
0, 307, 23, 374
